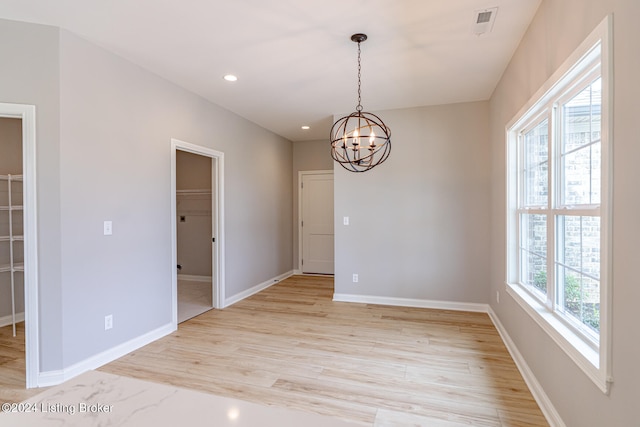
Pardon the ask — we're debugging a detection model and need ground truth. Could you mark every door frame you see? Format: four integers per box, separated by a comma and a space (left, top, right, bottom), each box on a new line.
0, 102, 38, 388
297, 170, 333, 273
171, 138, 225, 326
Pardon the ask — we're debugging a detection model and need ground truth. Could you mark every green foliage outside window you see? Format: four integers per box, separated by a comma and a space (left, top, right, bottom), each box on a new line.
533, 271, 600, 331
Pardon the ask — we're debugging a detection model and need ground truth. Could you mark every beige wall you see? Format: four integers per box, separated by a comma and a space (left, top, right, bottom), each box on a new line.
292, 139, 333, 269
0, 117, 22, 173
334, 101, 491, 303
0, 117, 24, 319
489, 1, 639, 425
176, 150, 212, 191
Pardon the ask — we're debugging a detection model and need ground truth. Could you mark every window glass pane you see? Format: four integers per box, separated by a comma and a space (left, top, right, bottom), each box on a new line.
562, 143, 601, 206
557, 266, 600, 334
520, 214, 547, 295
558, 215, 600, 279
522, 119, 548, 207
561, 78, 601, 205
556, 215, 600, 335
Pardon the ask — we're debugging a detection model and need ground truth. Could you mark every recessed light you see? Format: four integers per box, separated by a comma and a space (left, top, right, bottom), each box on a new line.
223, 74, 238, 82
301, 126, 310, 130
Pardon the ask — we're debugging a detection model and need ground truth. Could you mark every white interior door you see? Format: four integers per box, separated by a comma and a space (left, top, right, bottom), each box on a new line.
301, 172, 334, 274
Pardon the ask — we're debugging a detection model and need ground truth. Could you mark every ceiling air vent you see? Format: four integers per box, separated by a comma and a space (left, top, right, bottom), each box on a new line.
473, 7, 498, 35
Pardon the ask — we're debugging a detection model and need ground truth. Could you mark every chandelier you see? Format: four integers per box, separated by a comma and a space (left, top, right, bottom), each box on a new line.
330, 33, 391, 172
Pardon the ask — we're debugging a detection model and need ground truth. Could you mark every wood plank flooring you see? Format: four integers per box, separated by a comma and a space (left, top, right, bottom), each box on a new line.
0, 321, 43, 403
102, 275, 548, 426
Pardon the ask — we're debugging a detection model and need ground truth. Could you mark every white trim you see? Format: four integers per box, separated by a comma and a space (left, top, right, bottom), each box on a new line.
0, 102, 38, 388
293, 269, 302, 275
332, 293, 489, 313
224, 270, 294, 307
488, 307, 567, 427
504, 16, 612, 394
171, 139, 225, 329
297, 170, 333, 273
0, 312, 25, 327
36, 323, 174, 387
177, 274, 212, 282
506, 283, 607, 392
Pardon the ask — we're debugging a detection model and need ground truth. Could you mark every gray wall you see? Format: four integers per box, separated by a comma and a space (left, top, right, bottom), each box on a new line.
0, 19, 63, 371
334, 101, 491, 303
489, 0, 639, 425
292, 139, 333, 269
57, 29, 292, 367
1, 19, 293, 372
0, 117, 24, 318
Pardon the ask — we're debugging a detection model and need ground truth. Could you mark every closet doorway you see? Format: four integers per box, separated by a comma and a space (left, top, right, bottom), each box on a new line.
0, 117, 26, 397
0, 103, 37, 391
171, 139, 225, 326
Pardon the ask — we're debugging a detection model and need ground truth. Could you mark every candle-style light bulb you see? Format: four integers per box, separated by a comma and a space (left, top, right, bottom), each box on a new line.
353, 129, 360, 146
369, 130, 376, 145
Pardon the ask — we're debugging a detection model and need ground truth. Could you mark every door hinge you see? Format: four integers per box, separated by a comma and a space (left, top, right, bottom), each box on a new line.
301, 259, 303, 265
301, 220, 304, 227
301, 182, 304, 189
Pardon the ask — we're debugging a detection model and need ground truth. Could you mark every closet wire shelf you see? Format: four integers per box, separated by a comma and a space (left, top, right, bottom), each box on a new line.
0, 174, 23, 337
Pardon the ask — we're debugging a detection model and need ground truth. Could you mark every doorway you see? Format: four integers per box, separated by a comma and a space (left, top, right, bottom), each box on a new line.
299, 171, 334, 274
0, 117, 26, 397
0, 103, 37, 389
171, 139, 225, 327
176, 150, 212, 322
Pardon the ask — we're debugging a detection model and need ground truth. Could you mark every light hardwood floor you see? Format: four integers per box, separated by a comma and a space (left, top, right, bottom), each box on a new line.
0, 321, 43, 403
101, 275, 548, 426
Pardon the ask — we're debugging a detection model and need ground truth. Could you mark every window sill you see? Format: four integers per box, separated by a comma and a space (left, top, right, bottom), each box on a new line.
505, 282, 610, 394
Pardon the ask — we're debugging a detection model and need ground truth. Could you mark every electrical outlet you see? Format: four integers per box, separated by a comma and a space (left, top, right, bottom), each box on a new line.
352, 274, 359, 283
105, 314, 113, 330
103, 221, 113, 236
496, 291, 500, 303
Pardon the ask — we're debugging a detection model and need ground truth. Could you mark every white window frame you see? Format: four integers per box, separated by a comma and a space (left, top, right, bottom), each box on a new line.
505, 16, 612, 394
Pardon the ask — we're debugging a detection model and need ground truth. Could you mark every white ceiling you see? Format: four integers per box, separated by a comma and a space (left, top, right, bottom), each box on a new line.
0, 0, 541, 142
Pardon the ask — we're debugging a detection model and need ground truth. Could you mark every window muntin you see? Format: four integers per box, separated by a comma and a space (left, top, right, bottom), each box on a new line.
519, 213, 547, 296
560, 77, 602, 207
556, 215, 601, 341
515, 67, 602, 340
521, 118, 549, 207
506, 17, 611, 394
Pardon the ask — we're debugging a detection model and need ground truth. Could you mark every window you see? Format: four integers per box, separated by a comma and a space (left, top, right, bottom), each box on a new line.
506, 17, 611, 393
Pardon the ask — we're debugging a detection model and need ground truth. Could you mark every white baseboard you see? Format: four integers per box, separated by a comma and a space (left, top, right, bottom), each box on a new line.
0, 312, 25, 327
487, 307, 566, 427
293, 269, 302, 275
37, 322, 175, 388
332, 293, 489, 313
224, 270, 294, 307
177, 274, 212, 282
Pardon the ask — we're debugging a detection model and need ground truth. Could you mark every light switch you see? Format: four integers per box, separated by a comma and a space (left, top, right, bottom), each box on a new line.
103, 221, 113, 235
343, 216, 350, 226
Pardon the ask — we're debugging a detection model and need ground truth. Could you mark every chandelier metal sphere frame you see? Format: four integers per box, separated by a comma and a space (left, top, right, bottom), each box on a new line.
330, 33, 391, 173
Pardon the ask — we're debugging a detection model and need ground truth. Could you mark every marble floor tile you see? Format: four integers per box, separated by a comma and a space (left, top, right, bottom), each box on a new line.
0, 370, 356, 427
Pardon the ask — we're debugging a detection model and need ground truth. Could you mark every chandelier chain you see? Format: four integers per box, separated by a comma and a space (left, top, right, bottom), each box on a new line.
330, 33, 391, 172
356, 41, 362, 112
